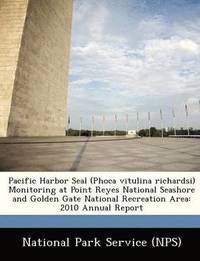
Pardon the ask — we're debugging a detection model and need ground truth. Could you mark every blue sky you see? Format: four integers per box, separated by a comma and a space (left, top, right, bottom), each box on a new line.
68, 0, 200, 130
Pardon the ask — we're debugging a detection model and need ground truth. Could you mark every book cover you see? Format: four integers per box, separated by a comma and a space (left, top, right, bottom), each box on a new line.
0, 0, 199, 253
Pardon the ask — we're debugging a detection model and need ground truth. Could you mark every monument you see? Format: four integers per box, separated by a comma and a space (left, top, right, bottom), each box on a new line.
0, 0, 73, 137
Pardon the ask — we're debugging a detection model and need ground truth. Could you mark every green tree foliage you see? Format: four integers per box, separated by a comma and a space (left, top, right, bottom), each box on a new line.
66, 129, 126, 136
67, 127, 200, 137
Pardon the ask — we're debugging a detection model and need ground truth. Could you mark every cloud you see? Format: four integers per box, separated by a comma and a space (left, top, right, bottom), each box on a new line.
68, 0, 200, 129
70, 78, 94, 86
71, 36, 200, 97
144, 38, 199, 55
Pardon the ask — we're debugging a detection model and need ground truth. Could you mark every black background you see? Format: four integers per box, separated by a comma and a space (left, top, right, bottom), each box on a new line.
0, 228, 199, 254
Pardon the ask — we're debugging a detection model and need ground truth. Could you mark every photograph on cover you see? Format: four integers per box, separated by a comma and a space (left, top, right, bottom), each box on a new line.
0, 0, 200, 172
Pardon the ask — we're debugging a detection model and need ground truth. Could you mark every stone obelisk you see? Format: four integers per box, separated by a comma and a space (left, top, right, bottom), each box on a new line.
0, 0, 73, 137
